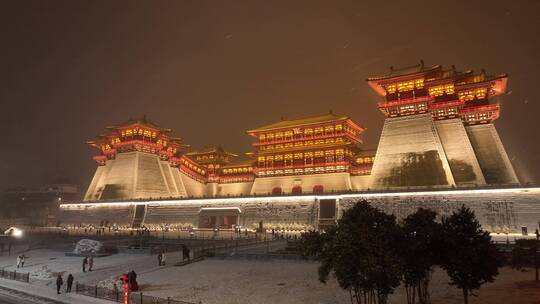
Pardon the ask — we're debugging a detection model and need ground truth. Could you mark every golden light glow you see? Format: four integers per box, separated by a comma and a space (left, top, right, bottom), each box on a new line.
397, 80, 414, 92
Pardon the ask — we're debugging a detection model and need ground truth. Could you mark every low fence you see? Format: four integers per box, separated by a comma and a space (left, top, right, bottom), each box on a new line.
0, 269, 30, 283
75, 282, 193, 304
213, 252, 303, 260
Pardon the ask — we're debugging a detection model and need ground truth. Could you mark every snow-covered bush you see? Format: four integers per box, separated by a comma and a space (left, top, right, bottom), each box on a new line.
74, 239, 104, 254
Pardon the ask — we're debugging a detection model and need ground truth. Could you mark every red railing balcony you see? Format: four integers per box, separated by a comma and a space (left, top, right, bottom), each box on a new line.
254, 161, 350, 172
252, 131, 361, 147
378, 95, 433, 108
459, 103, 499, 114
429, 99, 464, 109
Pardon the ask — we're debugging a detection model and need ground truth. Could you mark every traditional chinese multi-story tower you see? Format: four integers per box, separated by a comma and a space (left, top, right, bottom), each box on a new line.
247, 112, 366, 194
84, 117, 191, 201
367, 61, 519, 189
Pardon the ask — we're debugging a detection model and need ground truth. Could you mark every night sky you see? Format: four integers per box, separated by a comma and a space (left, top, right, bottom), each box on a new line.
2, 0, 540, 191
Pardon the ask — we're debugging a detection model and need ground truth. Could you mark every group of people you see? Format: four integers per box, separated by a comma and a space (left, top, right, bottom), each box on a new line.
16, 254, 26, 268
82, 256, 94, 272
55, 273, 74, 294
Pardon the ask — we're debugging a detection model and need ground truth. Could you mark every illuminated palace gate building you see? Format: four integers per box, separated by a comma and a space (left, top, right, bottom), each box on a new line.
367, 61, 518, 189
62, 62, 537, 232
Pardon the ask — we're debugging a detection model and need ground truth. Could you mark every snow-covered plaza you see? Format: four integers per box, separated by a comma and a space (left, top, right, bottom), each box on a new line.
0, 235, 539, 304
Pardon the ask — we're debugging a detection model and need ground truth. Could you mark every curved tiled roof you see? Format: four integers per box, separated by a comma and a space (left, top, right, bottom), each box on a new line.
247, 112, 352, 133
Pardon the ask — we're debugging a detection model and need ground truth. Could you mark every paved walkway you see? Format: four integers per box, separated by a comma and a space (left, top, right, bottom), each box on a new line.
0, 277, 112, 304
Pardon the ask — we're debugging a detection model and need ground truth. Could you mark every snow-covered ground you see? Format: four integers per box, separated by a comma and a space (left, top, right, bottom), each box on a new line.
1, 244, 539, 304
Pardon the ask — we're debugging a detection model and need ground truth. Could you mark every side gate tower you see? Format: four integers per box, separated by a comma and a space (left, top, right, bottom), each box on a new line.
367, 61, 518, 189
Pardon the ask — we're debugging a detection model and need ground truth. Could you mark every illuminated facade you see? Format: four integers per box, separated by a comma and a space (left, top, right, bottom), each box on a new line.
84, 114, 374, 201
84, 62, 518, 202
367, 61, 519, 189
247, 113, 371, 194
65, 61, 534, 233
84, 117, 194, 201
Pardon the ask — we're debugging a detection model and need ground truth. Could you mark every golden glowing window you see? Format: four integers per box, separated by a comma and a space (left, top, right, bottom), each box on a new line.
336, 149, 344, 155
305, 141, 313, 146
325, 150, 334, 155
444, 84, 455, 94
294, 153, 303, 159
397, 81, 414, 92
152, 132, 157, 138
476, 88, 487, 99
267, 156, 274, 161
314, 127, 323, 134
428, 86, 445, 96
266, 134, 274, 140
324, 126, 334, 133
275, 132, 283, 140
284, 154, 293, 159
304, 152, 313, 157
386, 84, 396, 94
458, 90, 475, 101
415, 79, 424, 89
258, 156, 265, 161
335, 124, 343, 132
284, 143, 293, 148
304, 128, 313, 135
314, 151, 324, 157
275, 144, 283, 149
325, 138, 335, 144
275, 155, 283, 160
267, 145, 274, 150
259, 134, 266, 141
315, 139, 324, 145
284, 131, 293, 138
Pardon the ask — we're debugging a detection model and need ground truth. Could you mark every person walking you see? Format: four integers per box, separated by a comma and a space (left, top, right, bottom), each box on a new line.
89, 256, 94, 272
56, 274, 63, 294
157, 251, 163, 266
161, 252, 166, 266
20, 255, 25, 268
66, 274, 74, 293
16, 255, 21, 268
82, 256, 88, 272
182, 245, 190, 261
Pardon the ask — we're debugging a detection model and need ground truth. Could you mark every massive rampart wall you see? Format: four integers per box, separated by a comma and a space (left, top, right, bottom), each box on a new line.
62, 188, 540, 234
434, 118, 486, 186
466, 123, 519, 185
369, 114, 455, 189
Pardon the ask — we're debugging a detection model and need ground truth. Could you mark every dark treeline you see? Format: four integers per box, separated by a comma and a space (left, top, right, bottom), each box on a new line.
299, 201, 505, 304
